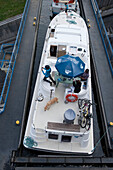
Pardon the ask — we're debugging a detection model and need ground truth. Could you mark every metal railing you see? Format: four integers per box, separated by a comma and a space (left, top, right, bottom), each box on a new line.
0, 44, 14, 68
90, 0, 113, 76
0, 0, 30, 114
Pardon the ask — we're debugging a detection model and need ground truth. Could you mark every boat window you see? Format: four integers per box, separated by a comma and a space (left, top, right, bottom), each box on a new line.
50, 29, 55, 38
61, 135, 72, 142
57, 45, 66, 58
51, 29, 55, 33
50, 45, 57, 57
48, 133, 58, 140
78, 48, 82, 51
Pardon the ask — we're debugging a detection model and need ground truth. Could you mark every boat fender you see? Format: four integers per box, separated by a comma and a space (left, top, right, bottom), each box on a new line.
66, 94, 78, 102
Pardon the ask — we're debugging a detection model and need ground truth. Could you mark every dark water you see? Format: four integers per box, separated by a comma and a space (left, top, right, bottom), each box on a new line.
22, 0, 105, 158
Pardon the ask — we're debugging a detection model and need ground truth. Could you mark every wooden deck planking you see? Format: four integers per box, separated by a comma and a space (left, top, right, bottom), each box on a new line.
47, 122, 80, 132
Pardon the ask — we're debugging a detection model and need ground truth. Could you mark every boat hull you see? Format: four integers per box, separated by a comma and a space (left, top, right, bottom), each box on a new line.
24, 11, 94, 155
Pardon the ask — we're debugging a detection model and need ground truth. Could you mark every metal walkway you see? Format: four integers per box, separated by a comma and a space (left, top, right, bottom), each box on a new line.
0, 0, 42, 169
80, 0, 113, 155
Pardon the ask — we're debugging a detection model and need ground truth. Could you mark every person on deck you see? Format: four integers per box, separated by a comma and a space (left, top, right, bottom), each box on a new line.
41, 65, 56, 86
80, 69, 89, 81
73, 80, 81, 93
65, 3, 68, 15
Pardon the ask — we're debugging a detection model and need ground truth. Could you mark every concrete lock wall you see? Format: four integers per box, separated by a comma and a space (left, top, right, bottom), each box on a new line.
0, 15, 22, 43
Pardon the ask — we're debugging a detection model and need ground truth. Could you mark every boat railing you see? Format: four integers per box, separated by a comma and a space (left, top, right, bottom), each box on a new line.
0, 0, 30, 114
90, 0, 113, 76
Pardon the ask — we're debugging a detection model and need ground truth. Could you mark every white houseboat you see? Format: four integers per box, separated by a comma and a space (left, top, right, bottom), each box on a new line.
23, 10, 94, 155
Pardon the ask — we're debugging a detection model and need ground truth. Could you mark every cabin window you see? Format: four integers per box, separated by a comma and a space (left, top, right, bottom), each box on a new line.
48, 133, 58, 140
61, 135, 72, 142
50, 45, 57, 57
51, 29, 55, 33
50, 29, 55, 38
78, 48, 82, 51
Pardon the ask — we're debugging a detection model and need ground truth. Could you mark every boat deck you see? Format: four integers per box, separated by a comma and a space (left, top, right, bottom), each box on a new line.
33, 81, 80, 129
33, 66, 90, 132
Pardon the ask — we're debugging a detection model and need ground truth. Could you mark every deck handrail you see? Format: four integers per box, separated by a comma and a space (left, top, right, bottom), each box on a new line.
90, 0, 113, 76
0, 0, 30, 114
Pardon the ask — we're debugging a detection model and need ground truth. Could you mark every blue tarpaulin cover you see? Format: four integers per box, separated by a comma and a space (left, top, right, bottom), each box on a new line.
55, 55, 85, 78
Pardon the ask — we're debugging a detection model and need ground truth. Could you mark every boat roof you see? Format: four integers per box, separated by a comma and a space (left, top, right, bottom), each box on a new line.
49, 12, 89, 47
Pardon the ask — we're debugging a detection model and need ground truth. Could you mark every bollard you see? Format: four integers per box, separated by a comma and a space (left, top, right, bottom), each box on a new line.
16, 120, 20, 125
34, 17, 37, 20
33, 22, 36, 26
88, 24, 91, 28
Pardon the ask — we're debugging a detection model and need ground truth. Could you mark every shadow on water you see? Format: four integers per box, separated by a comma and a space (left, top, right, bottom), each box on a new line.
20, 0, 106, 158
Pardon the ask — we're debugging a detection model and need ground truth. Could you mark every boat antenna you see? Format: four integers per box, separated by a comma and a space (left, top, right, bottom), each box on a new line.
91, 122, 113, 153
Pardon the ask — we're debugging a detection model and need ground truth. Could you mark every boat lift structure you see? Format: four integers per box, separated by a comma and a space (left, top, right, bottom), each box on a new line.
0, 0, 113, 169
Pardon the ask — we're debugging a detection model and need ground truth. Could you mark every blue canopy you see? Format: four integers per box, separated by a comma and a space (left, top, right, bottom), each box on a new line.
55, 55, 85, 78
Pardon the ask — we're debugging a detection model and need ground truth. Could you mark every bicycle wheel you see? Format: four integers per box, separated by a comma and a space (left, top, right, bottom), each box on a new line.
78, 99, 82, 109
80, 116, 87, 128
85, 118, 91, 131
81, 99, 87, 109
78, 116, 82, 126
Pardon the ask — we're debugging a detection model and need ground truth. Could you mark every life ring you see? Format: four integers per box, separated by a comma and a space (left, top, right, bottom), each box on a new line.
66, 94, 78, 102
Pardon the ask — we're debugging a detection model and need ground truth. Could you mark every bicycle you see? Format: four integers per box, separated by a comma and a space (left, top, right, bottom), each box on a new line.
78, 98, 93, 131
